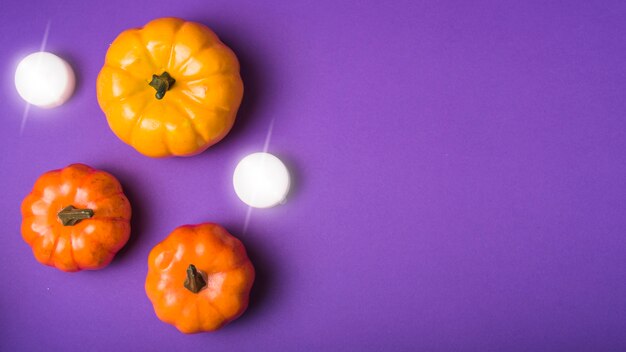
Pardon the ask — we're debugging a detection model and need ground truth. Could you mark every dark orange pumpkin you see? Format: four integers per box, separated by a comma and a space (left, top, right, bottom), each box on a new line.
21, 164, 131, 271
145, 223, 254, 333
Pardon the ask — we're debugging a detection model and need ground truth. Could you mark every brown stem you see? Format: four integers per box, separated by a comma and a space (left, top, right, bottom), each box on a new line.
57, 205, 94, 226
148, 71, 176, 100
184, 264, 207, 293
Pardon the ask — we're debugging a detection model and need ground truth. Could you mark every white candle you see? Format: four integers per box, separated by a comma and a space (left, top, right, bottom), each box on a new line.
14, 52, 75, 108
233, 152, 291, 208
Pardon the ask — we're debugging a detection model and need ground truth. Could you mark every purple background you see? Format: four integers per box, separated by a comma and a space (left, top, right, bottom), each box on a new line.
1, 0, 626, 351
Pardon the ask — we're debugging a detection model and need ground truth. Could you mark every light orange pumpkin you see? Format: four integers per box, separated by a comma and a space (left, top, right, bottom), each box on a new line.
96, 17, 244, 157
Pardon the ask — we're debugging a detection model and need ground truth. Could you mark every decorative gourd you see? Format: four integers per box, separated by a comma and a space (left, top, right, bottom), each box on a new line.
145, 223, 254, 333
21, 164, 131, 272
97, 17, 244, 157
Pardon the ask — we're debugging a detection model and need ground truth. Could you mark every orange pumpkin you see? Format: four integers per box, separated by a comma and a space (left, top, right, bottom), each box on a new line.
96, 17, 244, 158
21, 164, 131, 272
145, 223, 254, 333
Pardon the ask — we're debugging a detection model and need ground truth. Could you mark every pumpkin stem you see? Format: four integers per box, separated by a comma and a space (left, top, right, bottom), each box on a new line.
148, 71, 176, 100
57, 205, 94, 226
184, 264, 207, 293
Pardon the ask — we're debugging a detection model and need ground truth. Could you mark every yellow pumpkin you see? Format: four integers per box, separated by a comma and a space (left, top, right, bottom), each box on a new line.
96, 17, 244, 157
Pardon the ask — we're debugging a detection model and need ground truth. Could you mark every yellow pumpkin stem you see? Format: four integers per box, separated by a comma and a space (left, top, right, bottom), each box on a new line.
148, 71, 176, 99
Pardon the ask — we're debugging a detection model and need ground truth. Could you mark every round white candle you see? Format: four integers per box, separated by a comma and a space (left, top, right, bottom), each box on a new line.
14, 52, 75, 108
233, 152, 290, 208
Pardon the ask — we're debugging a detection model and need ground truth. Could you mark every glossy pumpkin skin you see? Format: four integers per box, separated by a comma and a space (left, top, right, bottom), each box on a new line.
145, 223, 255, 333
96, 17, 244, 158
21, 164, 131, 272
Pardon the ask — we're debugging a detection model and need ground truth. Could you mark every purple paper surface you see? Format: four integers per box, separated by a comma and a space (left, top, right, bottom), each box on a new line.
1, 1, 626, 351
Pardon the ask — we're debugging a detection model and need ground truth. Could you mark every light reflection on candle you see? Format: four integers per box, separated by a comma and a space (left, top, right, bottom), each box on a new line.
18, 21, 51, 134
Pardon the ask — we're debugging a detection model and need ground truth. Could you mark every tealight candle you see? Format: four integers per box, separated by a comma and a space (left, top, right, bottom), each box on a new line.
233, 152, 290, 208
14, 52, 75, 108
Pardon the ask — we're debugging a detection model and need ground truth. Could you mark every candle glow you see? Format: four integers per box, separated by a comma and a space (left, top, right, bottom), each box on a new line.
15, 51, 75, 108
233, 152, 291, 208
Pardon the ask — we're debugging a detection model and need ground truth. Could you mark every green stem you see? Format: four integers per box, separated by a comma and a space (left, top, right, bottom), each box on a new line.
148, 71, 176, 99
57, 205, 94, 226
184, 264, 207, 293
